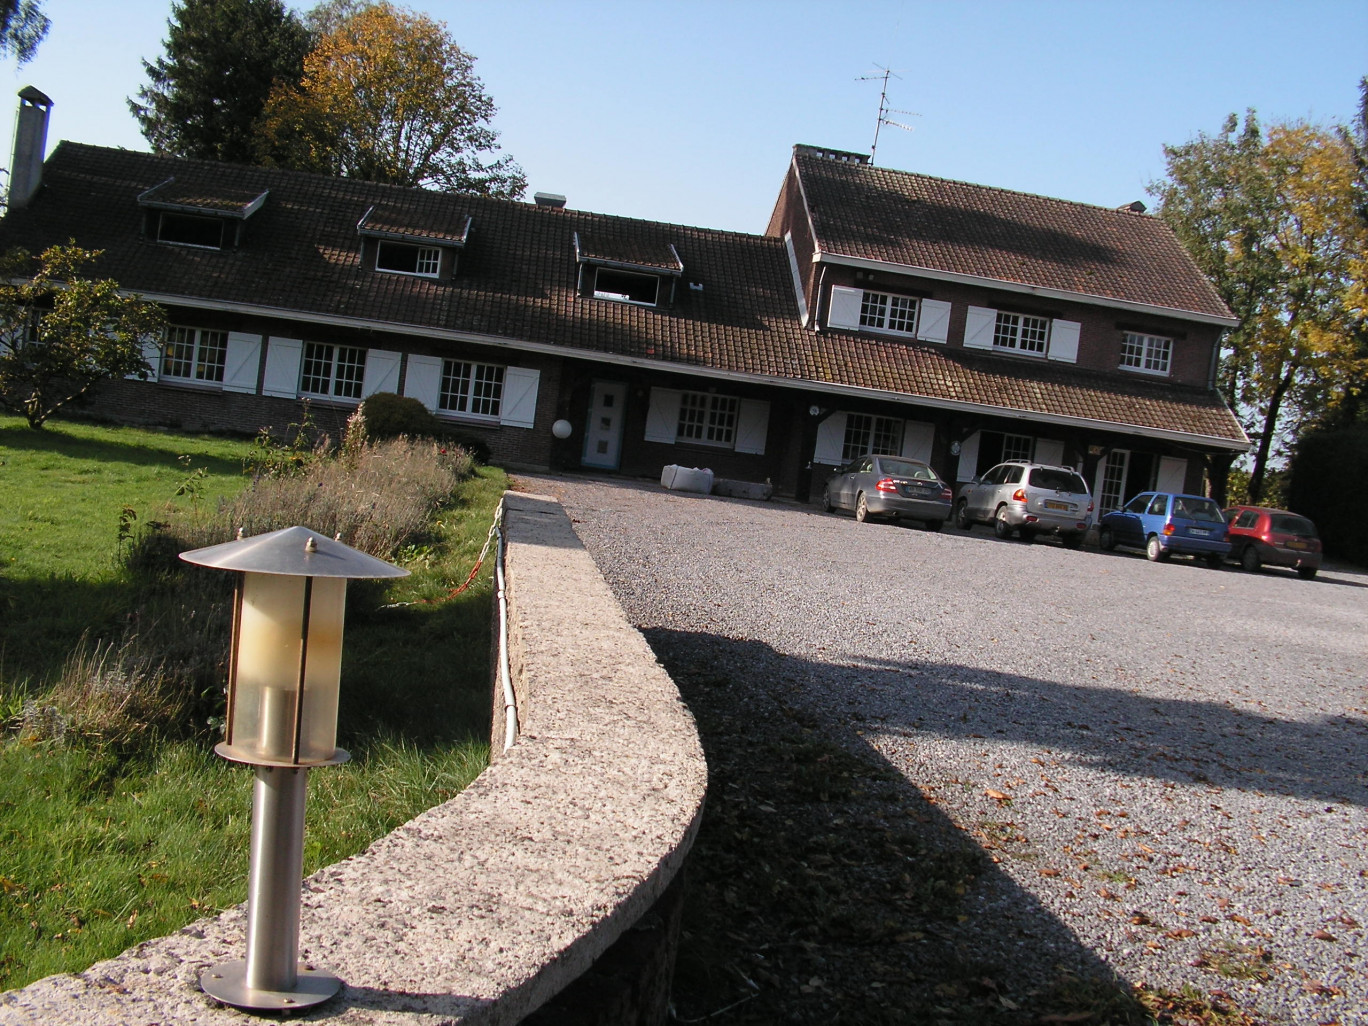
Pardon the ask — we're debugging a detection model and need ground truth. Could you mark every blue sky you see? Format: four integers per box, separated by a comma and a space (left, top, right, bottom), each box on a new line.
1, 0, 1364, 234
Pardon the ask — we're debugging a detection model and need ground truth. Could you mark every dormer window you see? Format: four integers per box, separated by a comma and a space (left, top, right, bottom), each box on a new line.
357, 204, 470, 281
376, 241, 441, 278
575, 231, 684, 308
593, 267, 659, 305
137, 176, 268, 251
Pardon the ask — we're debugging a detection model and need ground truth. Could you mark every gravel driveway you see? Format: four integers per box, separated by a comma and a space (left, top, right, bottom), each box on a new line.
518, 474, 1367, 1025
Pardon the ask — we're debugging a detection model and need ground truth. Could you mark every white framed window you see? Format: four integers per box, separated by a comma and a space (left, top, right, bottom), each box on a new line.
842, 413, 903, 461
440, 360, 504, 418
300, 342, 365, 399
376, 241, 441, 277
157, 212, 224, 249
678, 391, 739, 445
1001, 432, 1034, 462
993, 311, 1049, 354
593, 267, 659, 306
1120, 332, 1171, 375
859, 290, 919, 334
161, 326, 228, 383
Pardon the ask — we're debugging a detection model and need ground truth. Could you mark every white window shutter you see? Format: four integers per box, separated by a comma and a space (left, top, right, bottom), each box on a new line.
362, 349, 401, 397
813, 412, 848, 464
1048, 319, 1081, 363
222, 332, 261, 393
644, 387, 682, 443
900, 420, 935, 463
963, 307, 997, 350
499, 367, 540, 428
917, 299, 952, 344
734, 399, 770, 455
262, 337, 303, 398
135, 337, 161, 381
404, 354, 442, 412
956, 430, 981, 482
828, 286, 864, 330
1157, 456, 1188, 494
1035, 438, 1065, 466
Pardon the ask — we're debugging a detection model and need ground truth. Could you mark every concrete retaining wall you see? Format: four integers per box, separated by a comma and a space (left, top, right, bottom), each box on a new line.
0, 491, 707, 1025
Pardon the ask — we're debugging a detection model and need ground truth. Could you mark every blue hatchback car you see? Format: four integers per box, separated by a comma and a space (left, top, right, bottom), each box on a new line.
1098, 491, 1231, 567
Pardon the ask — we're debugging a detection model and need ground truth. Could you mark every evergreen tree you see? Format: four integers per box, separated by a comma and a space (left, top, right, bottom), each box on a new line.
129, 0, 311, 164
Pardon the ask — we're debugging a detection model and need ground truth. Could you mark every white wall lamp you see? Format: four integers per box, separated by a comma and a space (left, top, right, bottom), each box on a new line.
180, 526, 408, 1013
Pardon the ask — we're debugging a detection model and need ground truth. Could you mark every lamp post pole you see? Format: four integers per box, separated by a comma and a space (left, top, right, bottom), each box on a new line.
180, 526, 407, 1013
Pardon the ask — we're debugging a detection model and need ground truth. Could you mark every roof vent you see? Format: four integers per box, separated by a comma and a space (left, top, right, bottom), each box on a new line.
534, 192, 566, 209
1119, 200, 1147, 214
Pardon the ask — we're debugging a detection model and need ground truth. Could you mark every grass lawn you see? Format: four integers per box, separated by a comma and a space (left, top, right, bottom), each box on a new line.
0, 416, 501, 990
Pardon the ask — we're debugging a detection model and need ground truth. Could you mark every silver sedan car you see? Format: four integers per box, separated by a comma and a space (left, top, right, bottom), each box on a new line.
821, 454, 954, 530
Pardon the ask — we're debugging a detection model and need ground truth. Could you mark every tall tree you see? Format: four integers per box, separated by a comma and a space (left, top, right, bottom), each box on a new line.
1151, 114, 1368, 503
129, 0, 311, 164
0, 244, 166, 429
257, 2, 525, 197
0, 0, 48, 64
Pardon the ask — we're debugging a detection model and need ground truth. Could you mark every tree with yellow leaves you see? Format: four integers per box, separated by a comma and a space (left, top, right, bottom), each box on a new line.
258, 2, 525, 198
1152, 111, 1368, 503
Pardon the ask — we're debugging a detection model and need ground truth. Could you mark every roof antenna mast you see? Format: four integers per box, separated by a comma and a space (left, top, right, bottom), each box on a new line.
857, 65, 920, 163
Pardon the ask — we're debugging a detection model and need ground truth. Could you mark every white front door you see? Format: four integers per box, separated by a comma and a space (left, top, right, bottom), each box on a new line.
582, 381, 627, 469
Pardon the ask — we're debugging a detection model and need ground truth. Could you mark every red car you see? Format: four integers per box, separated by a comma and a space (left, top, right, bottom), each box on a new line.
1223, 505, 1322, 579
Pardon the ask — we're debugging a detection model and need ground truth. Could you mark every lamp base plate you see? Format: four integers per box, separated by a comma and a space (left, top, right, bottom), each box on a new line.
201, 960, 341, 1011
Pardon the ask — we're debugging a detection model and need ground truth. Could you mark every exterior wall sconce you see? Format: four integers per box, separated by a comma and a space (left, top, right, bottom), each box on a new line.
179, 526, 408, 1013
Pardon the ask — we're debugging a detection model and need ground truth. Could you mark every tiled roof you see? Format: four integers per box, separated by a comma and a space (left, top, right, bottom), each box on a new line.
356, 201, 471, 245
574, 232, 685, 274
136, 176, 268, 217
0, 143, 1245, 447
793, 148, 1235, 322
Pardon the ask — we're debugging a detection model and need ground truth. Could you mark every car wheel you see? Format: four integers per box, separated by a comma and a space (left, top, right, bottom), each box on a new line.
1062, 532, 1084, 550
955, 499, 972, 530
855, 493, 870, 523
1145, 535, 1168, 562
1240, 545, 1261, 572
924, 519, 943, 533
1296, 566, 1318, 580
993, 505, 1013, 539
1099, 526, 1116, 551
821, 489, 833, 513
1204, 552, 1224, 569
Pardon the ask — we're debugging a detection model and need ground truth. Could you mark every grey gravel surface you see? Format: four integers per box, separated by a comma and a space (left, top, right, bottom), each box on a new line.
519, 473, 1368, 1026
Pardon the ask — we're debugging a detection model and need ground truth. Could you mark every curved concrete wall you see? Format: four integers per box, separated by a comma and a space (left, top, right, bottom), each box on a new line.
0, 491, 707, 1025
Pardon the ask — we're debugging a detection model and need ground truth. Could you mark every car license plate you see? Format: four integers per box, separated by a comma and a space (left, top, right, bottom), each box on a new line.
1287, 540, 1308, 551
1043, 500, 1069, 511
1189, 528, 1209, 537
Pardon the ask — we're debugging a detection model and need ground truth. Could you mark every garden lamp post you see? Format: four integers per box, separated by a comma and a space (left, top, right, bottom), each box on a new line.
180, 526, 408, 1013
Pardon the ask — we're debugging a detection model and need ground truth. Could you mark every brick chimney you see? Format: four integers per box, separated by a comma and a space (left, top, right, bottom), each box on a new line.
8, 86, 53, 211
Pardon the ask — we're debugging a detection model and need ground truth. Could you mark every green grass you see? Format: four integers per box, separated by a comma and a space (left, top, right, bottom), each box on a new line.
0, 415, 254, 691
0, 417, 504, 990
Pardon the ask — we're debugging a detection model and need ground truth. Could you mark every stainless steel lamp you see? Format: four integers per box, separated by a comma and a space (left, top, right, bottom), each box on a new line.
180, 526, 408, 1013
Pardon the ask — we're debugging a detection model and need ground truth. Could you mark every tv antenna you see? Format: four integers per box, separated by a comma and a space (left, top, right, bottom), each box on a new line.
858, 65, 920, 162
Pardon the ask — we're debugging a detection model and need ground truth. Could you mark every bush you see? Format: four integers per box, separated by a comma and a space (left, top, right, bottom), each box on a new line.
358, 392, 442, 439
443, 431, 491, 465
1287, 426, 1368, 567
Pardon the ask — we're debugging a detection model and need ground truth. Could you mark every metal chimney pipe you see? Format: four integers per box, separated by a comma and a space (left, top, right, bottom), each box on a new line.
9, 86, 53, 211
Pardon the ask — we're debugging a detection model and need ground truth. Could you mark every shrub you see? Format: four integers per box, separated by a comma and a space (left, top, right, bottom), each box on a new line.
359, 392, 442, 440
1287, 425, 1368, 566
443, 431, 491, 465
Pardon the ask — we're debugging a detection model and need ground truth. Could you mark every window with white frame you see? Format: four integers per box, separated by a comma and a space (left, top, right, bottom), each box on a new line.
993, 311, 1049, 354
440, 360, 504, 417
593, 267, 660, 305
859, 290, 919, 335
1120, 331, 1171, 375
678, 391, 739, 445
157, 212, 225, 249
300, 342, 365, 399
842, 413, 903, 461
161, 326, 228, 383
1001, 432, 1034, 462
376, 241, 441, 277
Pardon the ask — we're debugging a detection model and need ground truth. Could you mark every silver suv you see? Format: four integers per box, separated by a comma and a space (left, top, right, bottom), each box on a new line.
955, 460, 1094, 547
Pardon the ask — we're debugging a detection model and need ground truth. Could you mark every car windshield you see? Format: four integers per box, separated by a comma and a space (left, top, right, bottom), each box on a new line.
877, 458, 938, 481
1172, 496, 1223, 522
1028, 468, 1088, 493
1269, 514, 1316, 537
